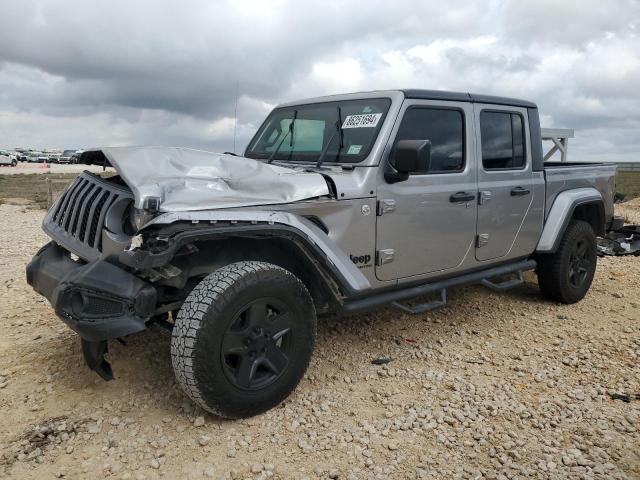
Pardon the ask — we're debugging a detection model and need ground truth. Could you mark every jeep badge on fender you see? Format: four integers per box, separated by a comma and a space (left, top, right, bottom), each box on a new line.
350, 254, 372, 266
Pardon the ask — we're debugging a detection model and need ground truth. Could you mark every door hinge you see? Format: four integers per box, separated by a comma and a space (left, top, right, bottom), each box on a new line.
476, 233, 490, 248
478, 190, 492, 205
376, 249, 395, 265
377, 199, 396, 216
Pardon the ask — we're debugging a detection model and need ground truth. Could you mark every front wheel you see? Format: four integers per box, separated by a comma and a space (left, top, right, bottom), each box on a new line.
171, 261, 316, 418
537, 220, 597, 304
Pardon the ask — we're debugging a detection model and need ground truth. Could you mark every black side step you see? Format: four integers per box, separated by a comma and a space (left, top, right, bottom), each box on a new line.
480, 271, 524, 291
343, 259, 536, 314
392, 288, 447, 314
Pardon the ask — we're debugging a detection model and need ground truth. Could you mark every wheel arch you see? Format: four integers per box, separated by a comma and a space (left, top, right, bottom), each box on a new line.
176, 235, 344, 315
572, 202, 605, 237
536, 187, 604, 253
123, 210, 372, 315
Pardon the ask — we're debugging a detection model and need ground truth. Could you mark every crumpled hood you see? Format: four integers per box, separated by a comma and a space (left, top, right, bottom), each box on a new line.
81, 147, 331, 211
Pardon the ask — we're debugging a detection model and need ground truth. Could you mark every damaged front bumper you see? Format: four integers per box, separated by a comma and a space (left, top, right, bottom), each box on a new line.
26, 242, 157, 379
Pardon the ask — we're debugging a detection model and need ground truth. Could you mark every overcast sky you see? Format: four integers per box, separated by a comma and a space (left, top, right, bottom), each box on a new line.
0, 0, 638, 161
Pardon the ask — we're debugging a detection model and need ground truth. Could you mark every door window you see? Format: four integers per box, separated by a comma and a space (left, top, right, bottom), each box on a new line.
393, 107, 465, 173
480, 111, 526, 170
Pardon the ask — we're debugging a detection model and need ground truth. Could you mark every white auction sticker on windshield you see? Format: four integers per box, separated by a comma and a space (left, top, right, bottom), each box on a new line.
342, 113, 382, 129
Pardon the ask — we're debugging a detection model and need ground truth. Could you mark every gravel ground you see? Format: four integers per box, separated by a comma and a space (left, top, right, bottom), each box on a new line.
617, 198, 640, 226
0, 200, 638, 480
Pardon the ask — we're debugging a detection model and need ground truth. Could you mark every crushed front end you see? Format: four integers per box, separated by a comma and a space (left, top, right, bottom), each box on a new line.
25, 148, 334, 380
26, 171, 157, 379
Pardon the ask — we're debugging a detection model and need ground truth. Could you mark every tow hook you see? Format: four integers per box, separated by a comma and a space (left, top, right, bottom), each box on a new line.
81, 339, 114, 381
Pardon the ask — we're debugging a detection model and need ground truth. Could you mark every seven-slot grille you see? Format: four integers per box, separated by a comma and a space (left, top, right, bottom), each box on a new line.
44, 171, 132, 257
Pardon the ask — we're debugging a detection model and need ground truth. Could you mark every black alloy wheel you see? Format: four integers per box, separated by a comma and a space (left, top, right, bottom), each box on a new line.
220, 298, 294, 391
567, 238, 591, 288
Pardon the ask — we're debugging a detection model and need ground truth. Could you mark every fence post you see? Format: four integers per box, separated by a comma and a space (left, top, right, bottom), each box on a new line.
46, 177, 53, 208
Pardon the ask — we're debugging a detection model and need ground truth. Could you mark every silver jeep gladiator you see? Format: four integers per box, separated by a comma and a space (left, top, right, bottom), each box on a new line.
26, 89, 616, 418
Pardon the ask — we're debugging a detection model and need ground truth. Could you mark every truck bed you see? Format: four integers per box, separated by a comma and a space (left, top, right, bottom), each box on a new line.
543, 162, 617, 220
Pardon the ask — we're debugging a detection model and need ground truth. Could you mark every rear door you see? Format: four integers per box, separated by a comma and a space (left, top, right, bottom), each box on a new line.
375, 100, 477, 281
475, 105, 536, 261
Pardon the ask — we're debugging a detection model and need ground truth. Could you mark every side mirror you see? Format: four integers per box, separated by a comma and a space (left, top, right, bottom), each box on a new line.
385, 139, 431, 183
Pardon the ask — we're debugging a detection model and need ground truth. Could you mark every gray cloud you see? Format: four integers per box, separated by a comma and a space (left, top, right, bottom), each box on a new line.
0, 0, 638, 161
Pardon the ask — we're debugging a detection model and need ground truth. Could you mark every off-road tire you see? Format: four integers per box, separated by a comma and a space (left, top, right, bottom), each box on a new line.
171, 261, 316, 418
537, 220, 597, 304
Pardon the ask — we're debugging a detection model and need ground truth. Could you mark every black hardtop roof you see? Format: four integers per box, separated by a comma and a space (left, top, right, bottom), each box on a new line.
402, 89, 537, 109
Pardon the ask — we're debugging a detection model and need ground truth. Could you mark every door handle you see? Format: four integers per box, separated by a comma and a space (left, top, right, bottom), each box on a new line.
449, 191, 475, 203
510, 186, 531, 196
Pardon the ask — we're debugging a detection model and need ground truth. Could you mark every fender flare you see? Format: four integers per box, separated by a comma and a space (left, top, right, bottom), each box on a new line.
536, 187, 604, 253
121, 210, 372, 296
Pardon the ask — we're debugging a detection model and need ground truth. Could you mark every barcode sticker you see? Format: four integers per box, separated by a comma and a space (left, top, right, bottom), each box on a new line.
342, 113, 382, 129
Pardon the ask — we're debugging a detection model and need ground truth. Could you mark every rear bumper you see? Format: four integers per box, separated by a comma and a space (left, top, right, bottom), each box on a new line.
26, 242, 157, 342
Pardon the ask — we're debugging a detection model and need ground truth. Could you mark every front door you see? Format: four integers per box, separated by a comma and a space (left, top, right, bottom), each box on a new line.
375, 100, 477, 281
475, 105, 535, 261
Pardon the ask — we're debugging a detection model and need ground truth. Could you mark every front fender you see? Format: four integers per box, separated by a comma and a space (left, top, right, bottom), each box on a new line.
536, 187, 603, 252
122, 210, 371, 295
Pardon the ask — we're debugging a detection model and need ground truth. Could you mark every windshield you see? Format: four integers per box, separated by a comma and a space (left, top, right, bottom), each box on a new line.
245, 98, 391, 164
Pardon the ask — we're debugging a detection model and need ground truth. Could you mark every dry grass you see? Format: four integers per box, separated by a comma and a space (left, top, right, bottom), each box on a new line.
616, 170, 640, 200
0, 173, 78, 209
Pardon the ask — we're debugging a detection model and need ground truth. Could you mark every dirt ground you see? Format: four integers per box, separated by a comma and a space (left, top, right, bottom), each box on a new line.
0, 198, 638, 480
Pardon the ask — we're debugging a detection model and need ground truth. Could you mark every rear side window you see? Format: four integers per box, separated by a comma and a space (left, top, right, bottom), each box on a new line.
393, 107, 465, 173
480, 111, 526, 169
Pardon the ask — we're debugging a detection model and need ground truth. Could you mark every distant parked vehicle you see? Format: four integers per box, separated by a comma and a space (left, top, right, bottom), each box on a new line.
16, 152, 30, 162
25, 152, 39, 162
59, 150, 77, 164
48, 153, 62, 164
0, 150, 17, 167
37, 155, 49, 163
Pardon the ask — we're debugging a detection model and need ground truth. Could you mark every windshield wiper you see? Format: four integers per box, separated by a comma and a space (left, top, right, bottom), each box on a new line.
316, 106, 343, 168
267, 110, 297, 164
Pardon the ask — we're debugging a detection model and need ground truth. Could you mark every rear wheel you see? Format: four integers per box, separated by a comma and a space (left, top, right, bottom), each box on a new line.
537, 220, 597, 304
171, 261, 316, 418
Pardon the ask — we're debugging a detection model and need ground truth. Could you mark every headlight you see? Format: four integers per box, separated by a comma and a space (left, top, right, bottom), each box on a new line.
131, 196, 161, 230
131, 208, 157, 230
